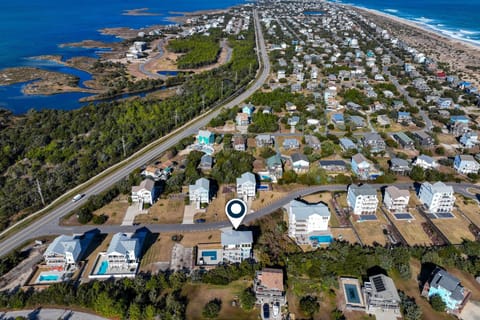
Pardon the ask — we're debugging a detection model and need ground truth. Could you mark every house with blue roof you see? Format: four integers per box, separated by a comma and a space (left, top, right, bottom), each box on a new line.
197, 130, 215, 145
242, 103, 254, 116
340, 137, 357, 151
460, 132, 478, 148
422, 268, 471, 315
332, 113, 344, 124
397, 111, 411, 123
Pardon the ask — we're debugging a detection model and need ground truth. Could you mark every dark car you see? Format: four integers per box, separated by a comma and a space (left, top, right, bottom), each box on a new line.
195, 219, 206, 223
263, 303, 270, 319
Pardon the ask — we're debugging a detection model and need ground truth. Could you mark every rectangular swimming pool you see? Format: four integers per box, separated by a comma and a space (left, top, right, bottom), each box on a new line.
309, 235, 333, 243
202, 251, 217, 260
39, 274, 59, 282
98, 261, 109, 275
344, 284, 361, 304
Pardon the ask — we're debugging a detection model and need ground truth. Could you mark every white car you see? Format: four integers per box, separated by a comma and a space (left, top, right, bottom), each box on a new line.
72, 194, 84, 202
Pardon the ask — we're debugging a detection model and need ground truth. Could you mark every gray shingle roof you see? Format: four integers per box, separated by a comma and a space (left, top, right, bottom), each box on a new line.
221, 229, 253, 246
349, 184, 377, 196
430, 268, 465, 302
290, 199, 330, 220
237, 172, 256, 185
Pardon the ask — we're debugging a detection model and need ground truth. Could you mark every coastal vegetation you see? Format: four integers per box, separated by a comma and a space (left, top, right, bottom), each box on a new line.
168, 31, 222, 69
0, 27, 258, 231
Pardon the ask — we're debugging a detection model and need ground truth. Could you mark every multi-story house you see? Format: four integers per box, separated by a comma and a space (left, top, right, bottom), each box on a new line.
107, 232, 144, 269
236, 172, 257, 200
453, 154, 480, 174
414, 131, 435, 148
131, 179, 157, 206
351, 153, 374, 180
221, 229, 253, 263
362, 132, 386, 153
389, 158, 412, 175
287, 200, 330, 240
189, 178, 210, 208
44, 235, 83, 269
392, 132, 415, 150
364, 274, 401, 315
347, 184, 379, 215
418, 181, 455, 213
254, 268, 286, 305
422, 268, 471, 315
197, 130, 215, 145
383, 186, 410, 212
291, 153, 310, 173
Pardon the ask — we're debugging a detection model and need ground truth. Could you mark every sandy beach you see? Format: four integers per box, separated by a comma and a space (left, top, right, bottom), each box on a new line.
351, 6, 480, 86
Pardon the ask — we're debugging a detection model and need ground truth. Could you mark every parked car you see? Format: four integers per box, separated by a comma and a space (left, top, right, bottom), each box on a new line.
195, 219, 206, 223
263, 304, 270, 319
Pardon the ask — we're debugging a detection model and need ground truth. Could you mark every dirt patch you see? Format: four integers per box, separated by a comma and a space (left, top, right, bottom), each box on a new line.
431, 211, 476, 244
389, 208, 432, 246
182, 281, 258, 320
351, 213, 389, 246
136, 198, 185, 224
194, 186, 235, 223
92, 195, 129, 225
140, 230, 221, 273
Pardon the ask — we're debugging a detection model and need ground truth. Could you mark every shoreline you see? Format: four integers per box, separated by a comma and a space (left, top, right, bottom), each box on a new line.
344, 4, 480, 52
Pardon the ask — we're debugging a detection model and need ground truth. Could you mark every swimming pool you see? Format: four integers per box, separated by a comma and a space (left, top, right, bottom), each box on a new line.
39, 274, 60, 282
202, 251, 217, 260
344, 284, 361, 304
98, 261, 109, 275
309, 235, 333, 243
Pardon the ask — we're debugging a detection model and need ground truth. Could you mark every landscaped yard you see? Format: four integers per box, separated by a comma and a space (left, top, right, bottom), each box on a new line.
182, 280, 258, 320
135, 198, 185, 224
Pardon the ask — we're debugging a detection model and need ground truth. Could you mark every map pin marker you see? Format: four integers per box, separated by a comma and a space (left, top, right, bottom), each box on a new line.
225, 199, 247, 229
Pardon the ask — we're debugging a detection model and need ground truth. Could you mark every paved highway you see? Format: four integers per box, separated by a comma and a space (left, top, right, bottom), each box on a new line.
0, 9, 270, 258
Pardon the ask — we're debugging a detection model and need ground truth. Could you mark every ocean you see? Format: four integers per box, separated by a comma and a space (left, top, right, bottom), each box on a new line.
0, 0, 246, 114
336, 0, 480, 46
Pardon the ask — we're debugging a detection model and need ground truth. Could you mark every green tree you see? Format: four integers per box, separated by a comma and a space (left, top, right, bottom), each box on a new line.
299, 295, 319, 318
409, 166, 425, 181
430, 294, 446, 312
239, 288, 256, 311
202, 298, 222, 318
128, 302, 142, 320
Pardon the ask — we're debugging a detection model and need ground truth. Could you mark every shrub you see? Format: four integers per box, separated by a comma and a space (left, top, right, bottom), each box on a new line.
202, 299, 222, 318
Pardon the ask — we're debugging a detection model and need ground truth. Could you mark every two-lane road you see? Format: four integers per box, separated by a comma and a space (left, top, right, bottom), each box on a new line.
0, 9, 270, 258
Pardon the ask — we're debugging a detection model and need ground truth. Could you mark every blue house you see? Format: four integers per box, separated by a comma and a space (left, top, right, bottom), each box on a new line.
197, 130, 215, 145
332, 113, 344, 124
242, 103, 254, 116
339, 137, 356, 151
422, 268, 470, 314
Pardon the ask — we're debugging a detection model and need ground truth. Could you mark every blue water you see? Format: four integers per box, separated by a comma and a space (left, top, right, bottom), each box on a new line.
39, 274, 60, 281
344, 284, 361, 304
202, 251, 217, 260
0, 0, 247, 113
158, 70, 179, 76
98, 261, 109, 275
334, 0, 480, 45
309, 235, 333, 243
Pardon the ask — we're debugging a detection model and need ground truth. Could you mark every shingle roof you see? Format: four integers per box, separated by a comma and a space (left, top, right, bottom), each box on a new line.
44, 235, 82, 260
237, 172, 256, 185
221, 229, 253, 246
349, 184, 377, 196
290, 199, 330, 219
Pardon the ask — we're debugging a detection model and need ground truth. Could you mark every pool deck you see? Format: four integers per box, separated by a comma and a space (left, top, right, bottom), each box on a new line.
89, 253, 138, 279
339, 277, 366, 310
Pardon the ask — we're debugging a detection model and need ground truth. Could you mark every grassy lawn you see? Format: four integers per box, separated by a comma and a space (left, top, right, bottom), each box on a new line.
431, 211, 476, 244
182, 280, 258, 320
331, 228, 360, 244
389, 208, 432, 246
351, 212, 388, 246
136, 198, 185, 224
92, 195, 129, 225
455, 196, 480, 227
195, 185, 236, 223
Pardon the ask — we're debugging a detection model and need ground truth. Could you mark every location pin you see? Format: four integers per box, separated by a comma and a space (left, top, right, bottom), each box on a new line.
225, 199, 247, 229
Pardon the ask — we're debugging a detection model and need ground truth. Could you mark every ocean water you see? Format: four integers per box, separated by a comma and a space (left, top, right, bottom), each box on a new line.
336, 0, 480, 46
0, 0, 246, 113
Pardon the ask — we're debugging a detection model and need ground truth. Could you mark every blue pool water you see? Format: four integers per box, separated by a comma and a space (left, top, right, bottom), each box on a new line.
98, 261, 109, 275
39, 274, 60, 281
202, 251, 217, 260
309, 235, 333, 243
258, 185, 269, 190
344, 284, 361, 304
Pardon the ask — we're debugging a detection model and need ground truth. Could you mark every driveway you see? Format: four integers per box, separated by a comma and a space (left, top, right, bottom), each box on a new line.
121, 202, 143, 226
182, 204, 198, 224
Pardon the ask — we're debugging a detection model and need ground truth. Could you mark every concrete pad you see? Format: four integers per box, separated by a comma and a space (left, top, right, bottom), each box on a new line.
371, 309, 402, 320
460, 300, 480, 320
122, 203, 142, 226
182, 204, 197, 224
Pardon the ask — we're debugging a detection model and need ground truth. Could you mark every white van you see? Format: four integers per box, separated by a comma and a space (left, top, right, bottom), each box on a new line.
72, 194, 84, 202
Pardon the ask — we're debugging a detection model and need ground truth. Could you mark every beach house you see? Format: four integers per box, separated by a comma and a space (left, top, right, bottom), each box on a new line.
418, 182, 455, 213
189, 178, 211, 208
287, 199, 331, 242
131, 179, 158, 206
236, 172, 257, 200
383, 186, 410, 212
347, 184, 378, 215
107, 232, 144, 270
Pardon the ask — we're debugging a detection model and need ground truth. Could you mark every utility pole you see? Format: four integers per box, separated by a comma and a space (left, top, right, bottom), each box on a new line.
36, 178, 45, 207
121, 136, 127, 158
174, 109, 178, 127
202, 95, 205, 112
